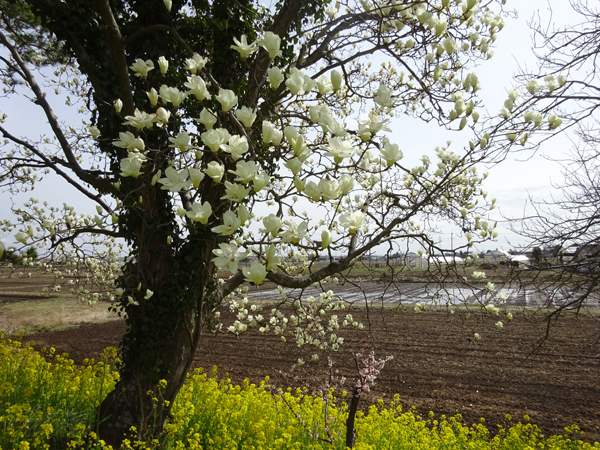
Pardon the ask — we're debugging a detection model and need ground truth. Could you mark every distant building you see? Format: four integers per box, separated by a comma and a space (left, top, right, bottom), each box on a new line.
404, 251, 427, 269
428, 255, 465, 266
483, 249, 510, 263
509, 254, 530, 267
573, 244, 600, 272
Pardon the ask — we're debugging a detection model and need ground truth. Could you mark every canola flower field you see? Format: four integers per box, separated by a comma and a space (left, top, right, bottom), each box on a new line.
0, 335, 598, 450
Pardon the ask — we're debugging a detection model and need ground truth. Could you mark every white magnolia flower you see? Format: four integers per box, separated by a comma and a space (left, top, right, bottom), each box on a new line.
319, 178, 340, 201
505, 130, 518, 142
123, 109, 155, 130
303, 181, 321, 201
186, 202, 212, 224
113, 131, 145, 152
243, 261, 267, 285
259, 32, 282, 59
196, 108, 217, 129
267, 67, 284, 89
339, 174, 354, 195
216, 88, 238, 111
159, 85, 187, 108
284, 125, 299, 142
205, 161, 225, 182
88, 125, 101, 139
507, 312, 513, 321
285, 157, 303, 175
339, 211, 365, 234
359, 111, 391, 135
158, 167, 192, 192
309, 104, 329, 123
264, 244, 280, 271
516, 69, 534, 89
435, 18, 447, 36
485, 304, 499, 315
380, 138, 403, 166
158, 56, 168, 74
279, 220, 308, 243
262, 120, 283, 145
263, 214, 281, 237
545, 74, 558, 92
286, 68, 306, 95
495, 321, 504, 329
221, 181, 251, 202
15, 231, 29, 244
524, 110, 544, 126
498, 291, 508, 302
211, 210, 241, 235
486, 282, 495, 292
184, 75, 209, 101
374, 83, 395, 107
302, 71, 316, 93
156, 107, 170, 125
42, 219, 55, 231
331, 69, 343, 91
144, 289, 154, 299
523, 79, 538, 95
548, 115, 562, 129
231, 34, 258, 59
318, 110, 347, 137
326, 137, 354, 163
113, 99, 123, 113
316, 75, 333, 95
325, 1, 339, 18
168, 132, 193, 152
238, 204, 250, 225
201, 128, 230, 153
235, 106, 257, 128
321, 229, 332, 248
220, 135, 249, 160
120, 152, 146, 178
185, 53, 206, 74
212, 242, 245, 272
130, 59, 154, 77
442, 37, 457, 54
229, 160, 258, 183
414, 301, 426, 313
472, 271, 486, 280
253, 173, 270, 191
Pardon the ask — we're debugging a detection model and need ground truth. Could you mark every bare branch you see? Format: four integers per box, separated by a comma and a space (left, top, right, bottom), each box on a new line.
0, 30, 118, 198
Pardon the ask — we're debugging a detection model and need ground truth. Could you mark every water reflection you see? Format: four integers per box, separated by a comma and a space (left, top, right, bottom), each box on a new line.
244, 282, 600, 308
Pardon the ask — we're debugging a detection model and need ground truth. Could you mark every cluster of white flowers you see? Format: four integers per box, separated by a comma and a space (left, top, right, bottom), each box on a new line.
223, 285, 362, 356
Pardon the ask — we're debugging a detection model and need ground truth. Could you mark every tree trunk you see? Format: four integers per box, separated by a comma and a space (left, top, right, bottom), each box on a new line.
345, 386, 361, 448
98, 306, 198, 447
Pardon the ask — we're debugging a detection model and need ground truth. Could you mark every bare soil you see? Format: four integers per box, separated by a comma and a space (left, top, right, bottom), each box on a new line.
20, 307, 600, 442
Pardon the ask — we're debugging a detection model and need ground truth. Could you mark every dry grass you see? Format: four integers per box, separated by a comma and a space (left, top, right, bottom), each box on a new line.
0, 295, 119, 334
0, 267, 119, 334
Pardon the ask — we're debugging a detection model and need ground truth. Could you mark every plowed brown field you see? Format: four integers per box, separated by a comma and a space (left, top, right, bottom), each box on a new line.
19, 305, 600, 442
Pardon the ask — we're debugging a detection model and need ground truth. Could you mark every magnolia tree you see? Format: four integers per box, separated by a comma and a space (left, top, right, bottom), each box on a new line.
481, 0, 600, 319
0, 0, 511, 444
